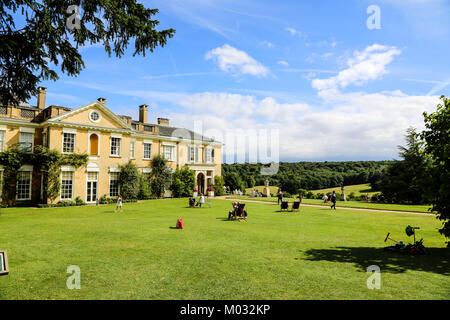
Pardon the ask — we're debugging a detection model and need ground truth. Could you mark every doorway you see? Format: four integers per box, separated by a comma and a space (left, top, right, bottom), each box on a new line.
197, 173, 205, 195
86, 172, 98, 203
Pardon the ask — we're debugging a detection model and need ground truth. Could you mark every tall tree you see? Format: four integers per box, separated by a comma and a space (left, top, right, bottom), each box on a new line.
380, 127, 431, 204
118, 161, 139, 200
421, 96, 450, 246
0, 0, 175, 106
150, 155, 172, 198
170, 166, 195, 198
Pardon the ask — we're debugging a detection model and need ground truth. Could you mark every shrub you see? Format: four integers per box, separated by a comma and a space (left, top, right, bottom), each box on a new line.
213, 175, 225, 196
99, 195, 115, 204
305, 191, 315, 199
118, 162, 140, 200
138, 173, 152, 200
170, 166, 195, 198
150, 155, 172, 198
315, 192, 324, 200
75, 196, 85, 206
347, 192, 356, 201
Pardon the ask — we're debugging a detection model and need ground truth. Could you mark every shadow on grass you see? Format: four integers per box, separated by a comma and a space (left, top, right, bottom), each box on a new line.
301, 246, 450, 275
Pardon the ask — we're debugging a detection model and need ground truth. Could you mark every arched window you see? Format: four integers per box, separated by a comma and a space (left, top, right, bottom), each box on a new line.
89, 134, 99, 156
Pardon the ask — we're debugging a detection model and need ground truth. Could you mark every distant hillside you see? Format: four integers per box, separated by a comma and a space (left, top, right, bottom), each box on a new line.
222, 161, 390, 194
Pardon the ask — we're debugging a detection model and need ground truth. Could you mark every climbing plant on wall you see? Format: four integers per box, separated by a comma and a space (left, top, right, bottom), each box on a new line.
0, 144, 88, 205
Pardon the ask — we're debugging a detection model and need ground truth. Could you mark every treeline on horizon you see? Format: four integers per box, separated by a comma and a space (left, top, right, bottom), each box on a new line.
222, 161, 391, 194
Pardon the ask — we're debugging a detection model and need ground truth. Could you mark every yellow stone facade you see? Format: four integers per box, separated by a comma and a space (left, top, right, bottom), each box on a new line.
0, 88, 222, 204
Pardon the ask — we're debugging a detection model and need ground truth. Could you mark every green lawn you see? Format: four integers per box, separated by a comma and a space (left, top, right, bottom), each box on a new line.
312, 183, 377, 197
230, 196, 433, 213
247, 183, 376, 197
0, 199, 448, 300
245, 185, 279, 195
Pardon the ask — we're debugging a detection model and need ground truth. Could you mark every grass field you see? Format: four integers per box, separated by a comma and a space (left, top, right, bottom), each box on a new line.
0, 199, 448, 300
247, 184, 376, 197
312, 184, 377, 196
245, 185, 279, 195
229, 196, 433, 213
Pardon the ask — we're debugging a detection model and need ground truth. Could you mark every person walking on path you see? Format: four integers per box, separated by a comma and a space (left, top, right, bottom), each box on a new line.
330, 191, 337, 210
115, 195, 123, 212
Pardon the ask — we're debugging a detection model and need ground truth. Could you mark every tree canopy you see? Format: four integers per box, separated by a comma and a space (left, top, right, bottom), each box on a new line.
0, 0, 175, 106
421, 96, 450, 245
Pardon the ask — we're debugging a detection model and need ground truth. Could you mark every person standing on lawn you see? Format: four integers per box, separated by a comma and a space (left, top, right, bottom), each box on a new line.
277, 189, 283, 205
330, 191, 337, 210
115, 195, 123, 212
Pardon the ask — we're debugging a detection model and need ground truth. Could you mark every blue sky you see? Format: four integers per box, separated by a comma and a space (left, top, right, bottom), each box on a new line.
35, 0, 450, 162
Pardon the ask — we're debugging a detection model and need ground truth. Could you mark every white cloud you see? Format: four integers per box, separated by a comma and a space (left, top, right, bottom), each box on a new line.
162, 43, 440, 161
285, 27, 301, 36
162, 88, 439, 162
260, 40, 274, 48
312, 44, 401, 97
205, 44, 270, 77
277, 60, 289, 67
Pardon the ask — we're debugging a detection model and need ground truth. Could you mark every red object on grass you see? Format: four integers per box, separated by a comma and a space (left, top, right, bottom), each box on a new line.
176, 218, 184, 229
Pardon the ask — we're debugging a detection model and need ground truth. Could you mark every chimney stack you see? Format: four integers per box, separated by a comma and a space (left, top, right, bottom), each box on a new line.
37, 86, 47, 109
157, 118, 170, 126
139, 104, 148, 123
97, 97, 106, 106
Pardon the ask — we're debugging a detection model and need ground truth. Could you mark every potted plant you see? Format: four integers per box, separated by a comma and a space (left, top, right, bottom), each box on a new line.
207, 186, 215, 197
193, 187, 198, 197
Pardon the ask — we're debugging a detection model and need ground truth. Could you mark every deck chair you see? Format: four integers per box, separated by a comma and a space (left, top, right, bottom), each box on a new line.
229, 203, 247, 221
291, 201, 300, 212
280, 201, 289, 212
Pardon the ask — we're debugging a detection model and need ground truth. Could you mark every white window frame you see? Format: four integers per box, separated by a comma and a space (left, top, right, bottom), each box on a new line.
16, 166, 33, 201
19, 128, 35, 153
204, 147, 212, 163
62, 131, 76, 154
143, 141, 152, 160
109, 170, 120, 197
110, 135, 122, 157
0, 126, 6, 152
188, 145, 199, 163
60, 168, 75, 200
130, 139, 136, 159
162, 144, 175, 161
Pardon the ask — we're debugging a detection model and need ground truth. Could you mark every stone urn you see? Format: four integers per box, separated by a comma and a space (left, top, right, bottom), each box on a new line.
208, 191, 215, 197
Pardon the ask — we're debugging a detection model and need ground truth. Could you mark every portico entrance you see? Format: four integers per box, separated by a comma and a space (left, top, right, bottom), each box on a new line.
197, 172, 205, 195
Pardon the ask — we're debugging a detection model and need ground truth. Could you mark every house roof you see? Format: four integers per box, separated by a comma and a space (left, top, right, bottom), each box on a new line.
1, 100, 221, 144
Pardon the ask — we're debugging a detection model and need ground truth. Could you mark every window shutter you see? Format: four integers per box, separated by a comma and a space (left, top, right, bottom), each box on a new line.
195, 147, 198, 163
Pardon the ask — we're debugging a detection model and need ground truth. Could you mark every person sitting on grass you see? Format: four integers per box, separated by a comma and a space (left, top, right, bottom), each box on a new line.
196, 193, 205, 208
115, 195, 123, 213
